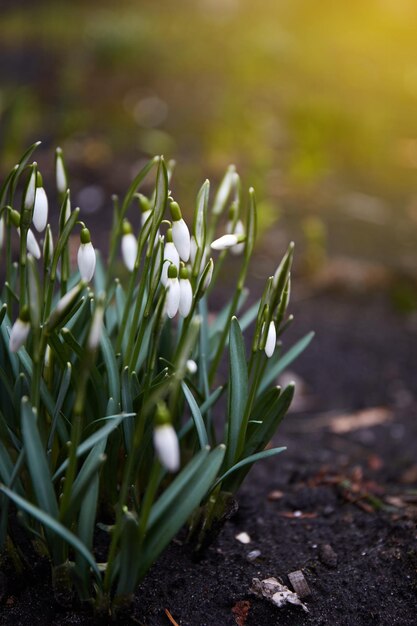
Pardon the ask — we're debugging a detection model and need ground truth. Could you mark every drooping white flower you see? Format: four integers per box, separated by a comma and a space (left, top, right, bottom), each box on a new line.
32, 185, 48, 232
9, 315, 30, 353
186, 359, 198, 375
77, 227, 96, 282
264, 321, 276, 358
18, 228, 41, 259
171, 201, 190, 262
153, 423, 180, 472
227, 219, 245, 256
179, 265, 193, 317
211, 233, 242, 251
166, 264, 180, 319
121, 221, 137, 271
161, 228, 180, 286
55, 148, 67, 194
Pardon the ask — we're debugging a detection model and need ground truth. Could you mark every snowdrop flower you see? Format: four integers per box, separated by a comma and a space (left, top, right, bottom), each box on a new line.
161, 228, 180, 286
18, 228, 41, 259
23, 166, 37, 211
186, 359, 198, 375
170, 201, 190, 262
264, 321, 276, 358
32, 172, 48, 232
77, 226, 96, 282
138, 193, 151, 226
153, 402, 180, 472
55, 147, 67, 194
153, 423, 180, 472
166, 264, 180, 319
9, 309, 30, 353
47, 282, 86, 332
190, 236, 197, 265
226, 219, 245, 256
210, 233, 245, 251
179, 264, 193, 317
121, 220, 138, 271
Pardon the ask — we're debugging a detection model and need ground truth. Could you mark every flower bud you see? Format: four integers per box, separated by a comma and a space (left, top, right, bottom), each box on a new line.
210, 233, 244, 251
47, 282, 86, 332
121, 221, 137, 271
153, 403, 180, 472
9, 309, 30, 352
55, 147, 67, 194
18, 228, 41, 259
264, 321, 276, 358
77, 228, 96, 282
23, 166, 37, 212
171, 201, 191, 262
186, 359, 198, 375
226, 219, 245, 255
32, 172, 48, 232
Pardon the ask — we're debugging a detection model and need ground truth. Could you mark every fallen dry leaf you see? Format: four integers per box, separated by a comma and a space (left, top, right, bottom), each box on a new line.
329, 407, 393, 434
251, 577, 309, 612
232, 600, 251, 626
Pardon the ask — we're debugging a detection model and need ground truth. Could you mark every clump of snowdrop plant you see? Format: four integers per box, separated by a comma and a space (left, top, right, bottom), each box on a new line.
0, 143, 313, 612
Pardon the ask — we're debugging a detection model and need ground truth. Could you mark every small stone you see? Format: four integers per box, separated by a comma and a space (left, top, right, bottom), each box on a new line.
247, 549, 261, 562
267, 490, 284, 501
288, 570, 311, 598
235, 532, 251, 544
319, 543, 338, 568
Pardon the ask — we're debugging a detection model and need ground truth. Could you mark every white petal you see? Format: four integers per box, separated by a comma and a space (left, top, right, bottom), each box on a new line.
186, 359, 198, 374
141, 209, 152, 227
172, 218, 191, 261
179, 279, 193, 317
166, 278, 180, 318
26, 229, 41, 259
230, 220, 245, 255
210, 234, 239, 250
77, 242, 96, 282
161, 242, 180, 286
32, 187, 49, 232
264, 321, 276, 358
121, 233, 138, 271
153, 424, 180, 472
9, 319, 30, 352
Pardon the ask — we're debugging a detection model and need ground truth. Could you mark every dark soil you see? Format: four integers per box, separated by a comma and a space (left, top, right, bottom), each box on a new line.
1, 288, 417, 625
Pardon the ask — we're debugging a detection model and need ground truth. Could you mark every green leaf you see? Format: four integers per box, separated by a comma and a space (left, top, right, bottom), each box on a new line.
47, 362, 72, 458
100, 325, 120, 406
181, 382, 209, 448
226, 317, 248, 467
214, 446, 286, 490
66, 446, 106, 521
121, 367, 134, 452
116, 511, 141, 595
21, 398, 58, 517
258, 331, 314, 395
52, 413, 132, 480
138, 445, 225, 579
0, 485, 101, 582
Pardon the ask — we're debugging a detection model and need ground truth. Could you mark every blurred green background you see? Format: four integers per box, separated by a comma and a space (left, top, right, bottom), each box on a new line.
2, 0, 417, 274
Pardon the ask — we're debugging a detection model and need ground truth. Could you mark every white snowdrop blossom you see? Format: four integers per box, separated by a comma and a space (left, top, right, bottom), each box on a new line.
170, 201, 191, 262
32, 186, 48, 232
166, 265, 180, 319
122, 233, 138, 272
77, 227, 96, 282
227, 219, 245, 256
56, 148, 67, 194
210, 233, 241, 251
202, 258, 214, 292
141, 209, 152, 227
179, 272, 193, 317
18, 228, 41, 259
161, 229, 180, 286
264, 321, 277, 358
9, 317, 30, 353
186, 359, 198, 374
153, 424, 180, 472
